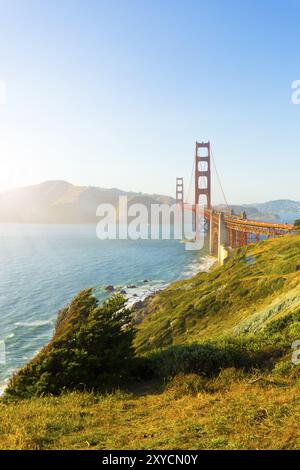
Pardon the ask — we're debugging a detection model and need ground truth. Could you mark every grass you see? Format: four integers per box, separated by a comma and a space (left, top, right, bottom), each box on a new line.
1, 234, 300, 449
134, 235, 300, 352
1, 371, 300, 450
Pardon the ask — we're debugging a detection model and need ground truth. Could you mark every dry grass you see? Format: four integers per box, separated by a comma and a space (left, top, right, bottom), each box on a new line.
1, 372, 300, 450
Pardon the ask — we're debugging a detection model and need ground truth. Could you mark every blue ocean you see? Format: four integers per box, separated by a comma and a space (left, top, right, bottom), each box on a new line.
0, 223, 208, 391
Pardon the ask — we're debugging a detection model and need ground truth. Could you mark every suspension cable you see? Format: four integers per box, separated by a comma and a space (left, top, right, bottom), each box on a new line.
184, 156, 195, 204
210, 146, 230, 210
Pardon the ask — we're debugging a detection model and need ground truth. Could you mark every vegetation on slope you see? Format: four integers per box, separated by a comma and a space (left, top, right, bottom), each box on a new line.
6, 292, 136, 398
2, 234, 300, 449
134, 235, 300, 352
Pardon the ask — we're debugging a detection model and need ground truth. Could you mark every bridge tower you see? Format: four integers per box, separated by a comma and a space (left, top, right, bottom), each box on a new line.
195, 141, 211, 209
194, 141, 212, 241
176, 177, 184, 204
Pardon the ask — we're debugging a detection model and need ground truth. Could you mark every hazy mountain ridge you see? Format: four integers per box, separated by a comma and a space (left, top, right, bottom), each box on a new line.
247, 199, 300, 214
0, 181, 175, 223
216, 200, 300, 223
0, 181, 299, 223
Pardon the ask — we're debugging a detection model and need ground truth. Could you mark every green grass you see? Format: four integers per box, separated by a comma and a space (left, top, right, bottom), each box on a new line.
1, 234, 300, 449
134, 235, 300, 352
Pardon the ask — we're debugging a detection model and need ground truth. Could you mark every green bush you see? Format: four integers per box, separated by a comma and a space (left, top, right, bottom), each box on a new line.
6, 290, 136, 398
147, 342, 254, 380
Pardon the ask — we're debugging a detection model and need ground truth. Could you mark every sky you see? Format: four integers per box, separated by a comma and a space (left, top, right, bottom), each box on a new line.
0, 0, 299, 204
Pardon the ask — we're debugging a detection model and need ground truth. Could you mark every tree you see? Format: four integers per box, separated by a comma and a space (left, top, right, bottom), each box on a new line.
6, 290, 136, 398
294, 219, 300, 227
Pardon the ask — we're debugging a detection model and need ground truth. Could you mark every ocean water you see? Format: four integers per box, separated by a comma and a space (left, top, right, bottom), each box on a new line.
0, 223, 209, 391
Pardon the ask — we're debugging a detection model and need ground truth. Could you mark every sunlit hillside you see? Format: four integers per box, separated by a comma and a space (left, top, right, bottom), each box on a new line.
134, 234, 300, 351
1, 235, 300, 450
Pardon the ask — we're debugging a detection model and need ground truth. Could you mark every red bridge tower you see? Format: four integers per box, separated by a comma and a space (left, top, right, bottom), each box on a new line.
176, 177, 184, 204
195, 141, 211, 209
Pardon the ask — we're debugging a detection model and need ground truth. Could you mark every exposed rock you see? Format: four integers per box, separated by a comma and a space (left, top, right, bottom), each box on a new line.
105, 285, 115, 292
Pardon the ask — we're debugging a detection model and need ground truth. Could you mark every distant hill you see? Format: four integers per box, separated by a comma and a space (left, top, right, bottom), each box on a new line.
248, 199, 300, 213
0, 181, 299, 224
215, 199, 300, 223
0, 181, 175, 223
246, 200, 300, 222
214, 204, 263, 218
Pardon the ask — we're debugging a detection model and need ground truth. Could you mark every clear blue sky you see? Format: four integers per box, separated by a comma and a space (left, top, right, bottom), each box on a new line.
0, 0, 299, 204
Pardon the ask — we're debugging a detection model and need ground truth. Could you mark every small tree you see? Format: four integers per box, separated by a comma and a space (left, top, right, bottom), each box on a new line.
6, 290, 136, 398
294, 219, 300, 228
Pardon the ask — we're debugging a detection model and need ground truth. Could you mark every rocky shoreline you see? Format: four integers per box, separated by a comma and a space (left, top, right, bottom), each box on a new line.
101, 255, 217, 321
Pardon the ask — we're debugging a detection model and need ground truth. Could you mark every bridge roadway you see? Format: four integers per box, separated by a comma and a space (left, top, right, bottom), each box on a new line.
204, 209, 294, 236
194, 206, 295, 261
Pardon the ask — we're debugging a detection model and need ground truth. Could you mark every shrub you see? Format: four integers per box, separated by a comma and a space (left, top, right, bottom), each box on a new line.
6, 290, 136, 398
148, 342, 254, 381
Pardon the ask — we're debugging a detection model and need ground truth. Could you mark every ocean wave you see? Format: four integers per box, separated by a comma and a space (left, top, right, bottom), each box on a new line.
94, 281, 169, 310
182, 255, 215, 277
120, 282, 169, 310
14, 320, 53, 328
4, 333, 15, 340
94, 257, 215, 311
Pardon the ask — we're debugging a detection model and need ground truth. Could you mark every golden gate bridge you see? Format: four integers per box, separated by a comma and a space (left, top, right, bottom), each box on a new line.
176, 141, 295, 260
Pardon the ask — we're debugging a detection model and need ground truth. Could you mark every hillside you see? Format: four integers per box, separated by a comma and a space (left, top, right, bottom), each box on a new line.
246, 200, 300, 223
2, 234, 300, 449
215, 200, 300, 223
134, 235, 300, 352
250, 199, 300, 214
1, 377, 300, 450
0, 181, 175, 223
214, 204, 268, 220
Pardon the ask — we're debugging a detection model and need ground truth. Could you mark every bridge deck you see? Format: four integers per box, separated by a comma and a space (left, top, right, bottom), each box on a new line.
182, 205, 295, 236
201, 208, 293, 235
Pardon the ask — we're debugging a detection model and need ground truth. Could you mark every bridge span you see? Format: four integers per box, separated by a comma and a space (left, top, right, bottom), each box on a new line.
177, 141, 296, 262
